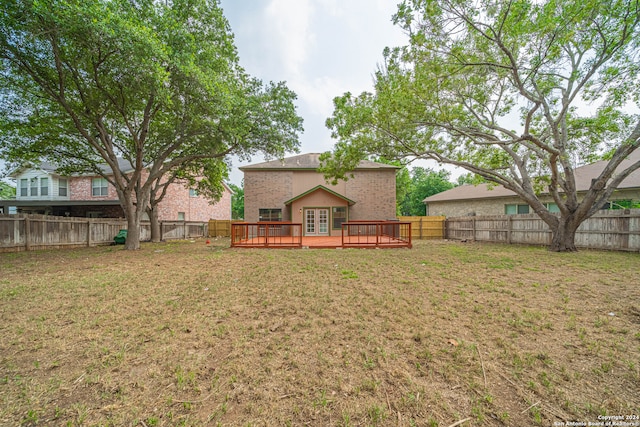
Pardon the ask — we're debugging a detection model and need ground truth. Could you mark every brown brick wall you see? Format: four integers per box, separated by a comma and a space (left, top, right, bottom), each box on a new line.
156, 179, 232, 221
67, 174, 231, 221
425, 197, 520, 217
243, 168, 397, 222
344, 169, 397, 220
243, 171, 294, 222
69, 176, 119, 201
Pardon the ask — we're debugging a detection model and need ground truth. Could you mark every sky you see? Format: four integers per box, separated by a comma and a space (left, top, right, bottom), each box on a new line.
219, 0, 411, 185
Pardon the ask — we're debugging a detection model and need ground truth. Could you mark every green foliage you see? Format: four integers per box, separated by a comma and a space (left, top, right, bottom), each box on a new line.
456, 173, 485, 187
400, 167, 454, 216
0, 0, 302, 248
229, 183, 244, 220
323, 0, 640, 251
608, 200, 640, 209
0, 182, 15, 199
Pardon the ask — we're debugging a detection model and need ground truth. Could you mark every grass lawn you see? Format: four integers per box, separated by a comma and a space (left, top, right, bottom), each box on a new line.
0, 239, 639, 426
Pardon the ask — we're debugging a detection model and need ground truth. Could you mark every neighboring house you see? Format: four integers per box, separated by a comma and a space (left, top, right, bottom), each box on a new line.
423, 151, 640, 217
240, 153, 398, 236
0, 160, 232, 221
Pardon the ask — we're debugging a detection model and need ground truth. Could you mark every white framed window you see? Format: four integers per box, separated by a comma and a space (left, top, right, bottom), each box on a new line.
20, 179, 28, 197
178, 212, 185, 221
30, 177, 38, 197
332, 206, 347, 229
58, 179, 68, 197
505, 204, 529, 215
92, 178, 108, 196
189, 188, 198, 197
259, 208, 282, 221
40, 177, 48, 196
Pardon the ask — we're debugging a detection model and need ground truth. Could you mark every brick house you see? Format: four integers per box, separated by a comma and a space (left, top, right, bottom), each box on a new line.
240, 153, 398, 236
1, 159, 232, 221
423, 151, 640, 217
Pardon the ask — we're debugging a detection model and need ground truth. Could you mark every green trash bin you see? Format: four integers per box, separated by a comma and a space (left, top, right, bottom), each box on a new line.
114, 229, 127, 245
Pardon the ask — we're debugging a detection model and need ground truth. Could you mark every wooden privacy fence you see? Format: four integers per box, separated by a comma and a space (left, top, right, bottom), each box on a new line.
208, 219, 232, 237
398, 216, 446, 240
445, 209, 640, 252
0, 215, 209, 252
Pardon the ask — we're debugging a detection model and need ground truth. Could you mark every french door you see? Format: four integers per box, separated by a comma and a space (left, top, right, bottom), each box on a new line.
304, 208, 329, 236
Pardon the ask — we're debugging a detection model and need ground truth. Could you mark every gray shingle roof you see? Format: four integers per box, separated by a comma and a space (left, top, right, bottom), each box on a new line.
424, 150, 640, 203
239, 153, 399, 171
12, 158, 136, 177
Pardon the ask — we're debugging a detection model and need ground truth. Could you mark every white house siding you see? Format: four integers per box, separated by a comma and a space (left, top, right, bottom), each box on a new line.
14, 170, 69, 202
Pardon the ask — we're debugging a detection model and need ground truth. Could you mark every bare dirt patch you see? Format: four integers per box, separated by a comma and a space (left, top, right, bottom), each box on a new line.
1, 239, 639, 426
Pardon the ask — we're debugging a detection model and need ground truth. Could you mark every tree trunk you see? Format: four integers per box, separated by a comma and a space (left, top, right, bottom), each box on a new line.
124, 211, 141, 250
549, 214, 581, 252
120, 194, 142, 250
148, 205, 161, 243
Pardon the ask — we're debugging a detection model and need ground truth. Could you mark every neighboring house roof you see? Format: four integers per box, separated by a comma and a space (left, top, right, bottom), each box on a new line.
424, 150, 640, 203
239, 153, 399, 171
8, 159, 234, 192
9, 161, 57, 178
284, 185, 356, 206
9, 158, 136, 178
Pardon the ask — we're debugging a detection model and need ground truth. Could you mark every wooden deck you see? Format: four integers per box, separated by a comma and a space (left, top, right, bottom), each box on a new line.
231, 221, 412, 249
232, 235, 411, 249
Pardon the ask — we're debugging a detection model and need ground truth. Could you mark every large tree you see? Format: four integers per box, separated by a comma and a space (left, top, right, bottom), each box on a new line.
322, 0, 640, 251
0, 0, 302, 249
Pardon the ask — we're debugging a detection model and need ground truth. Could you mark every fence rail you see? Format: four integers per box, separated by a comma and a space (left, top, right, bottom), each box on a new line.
0, 214, 208, 252
445, 209, 640, 251
341, 221, 412, 248
231, 222, 303, 248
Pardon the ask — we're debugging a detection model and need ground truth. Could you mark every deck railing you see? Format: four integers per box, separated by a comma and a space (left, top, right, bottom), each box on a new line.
231, 222, 303, 248
341, 221, 412, 248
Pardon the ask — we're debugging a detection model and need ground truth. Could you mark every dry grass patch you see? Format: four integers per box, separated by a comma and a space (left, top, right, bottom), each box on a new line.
0, 239, 639, 426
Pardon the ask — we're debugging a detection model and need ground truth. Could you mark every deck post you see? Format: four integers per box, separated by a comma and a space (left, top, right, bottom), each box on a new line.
265, 223, 269, 247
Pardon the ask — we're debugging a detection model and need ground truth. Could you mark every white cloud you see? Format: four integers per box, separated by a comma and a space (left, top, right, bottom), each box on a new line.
317, 0, 344, 17
264, 0, 315, 77
291, 75, 345, 117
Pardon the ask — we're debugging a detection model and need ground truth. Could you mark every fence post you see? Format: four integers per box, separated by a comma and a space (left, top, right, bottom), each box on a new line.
442, 216, 446, 240
472, 217, 476, 241
24, 217, 31, 251
507, 216, 512, 244
87, 219, 92, 247
419, 217, 423, 240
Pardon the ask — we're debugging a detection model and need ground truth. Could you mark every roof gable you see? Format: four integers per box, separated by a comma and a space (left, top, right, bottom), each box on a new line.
284, 185, 356, 205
